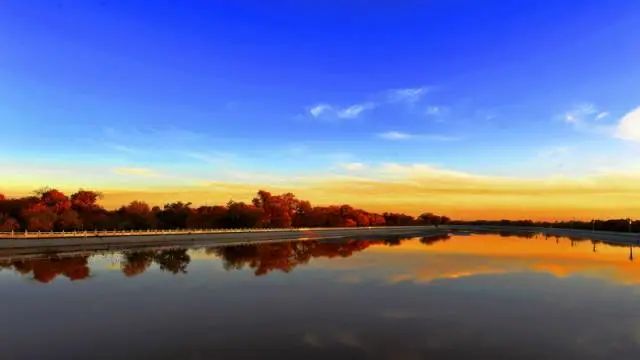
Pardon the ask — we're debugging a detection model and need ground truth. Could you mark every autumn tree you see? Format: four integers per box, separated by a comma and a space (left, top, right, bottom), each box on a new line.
252, 190, 301, 227
22, 203, 57, 231
70, 190, 108, 230
70, 190, 102, 212
225, 201, 263, 228
157, 202, 192, 229
38, 188, 71, 213
383, 212, 415, 226
118, 201, 156, 229
0, 213, 20, 231
187, 205, 227, 228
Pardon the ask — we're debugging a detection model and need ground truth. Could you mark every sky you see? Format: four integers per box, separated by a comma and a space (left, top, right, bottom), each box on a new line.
1, 0, 640, 220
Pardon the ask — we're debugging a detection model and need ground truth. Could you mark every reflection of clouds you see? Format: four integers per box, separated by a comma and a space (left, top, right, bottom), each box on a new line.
381, 310, 422, 320
386, 273, 414, 284
367, 235, 640, 286
302, 332, 323, 348
336, 331, 364, 349
337, 273, 362, 284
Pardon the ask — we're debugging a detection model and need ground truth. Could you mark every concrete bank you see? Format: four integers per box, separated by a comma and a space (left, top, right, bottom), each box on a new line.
0, 226, 445, 256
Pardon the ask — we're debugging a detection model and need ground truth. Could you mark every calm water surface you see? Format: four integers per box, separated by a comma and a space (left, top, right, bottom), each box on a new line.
2, 231, 640, 359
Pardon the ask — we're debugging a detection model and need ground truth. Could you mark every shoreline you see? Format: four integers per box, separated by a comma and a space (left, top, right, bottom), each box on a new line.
447, 225, 640, 246
2, 225, 639, 257
0, 226, 445, 256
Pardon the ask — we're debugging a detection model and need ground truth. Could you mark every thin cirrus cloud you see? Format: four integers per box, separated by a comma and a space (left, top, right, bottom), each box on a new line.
377, 131, 459, 141
563, 103, 640, 143
307, 86, 429, 120
378, 131, 413, 140
309, 102, 376, 119
426, 106, 447, 116
112, 167, 159, 177
338, 162, 367, 171
562, 103, 610, 131
386, 86, 428, 104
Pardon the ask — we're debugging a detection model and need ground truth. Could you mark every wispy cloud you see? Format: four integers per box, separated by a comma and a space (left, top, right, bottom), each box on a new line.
563, 103, 608, 126
309, 104, 333, 118
378, 131, 413, 140
307, 85, 430, 120
308, 102, 376, 120
183, 151, 235, 164
112, 167, 159, 177
377, 131, 460, 141
387, 86, 428, 104
336, 102, 376, 119
425, 106, 443, 116
614, 106, 640, 142
563, 103, 598, 125
561, 103, 614, 135
338, 162, 367, 171
105, 143, 141, 155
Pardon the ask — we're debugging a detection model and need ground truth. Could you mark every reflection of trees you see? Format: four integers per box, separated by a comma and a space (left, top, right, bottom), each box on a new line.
121, 249, 191, 276
210, 240, 373, 276
419, 233, 451, 245
209, 236, 450, 276
121, 252, 154, 277
153, 249, 191, 274
497, 231, 535, 238
1, 234, 454, 281
5, 256, 90, 283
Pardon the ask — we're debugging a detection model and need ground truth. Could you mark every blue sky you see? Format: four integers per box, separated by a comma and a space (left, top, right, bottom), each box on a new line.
1, 0, 640, 191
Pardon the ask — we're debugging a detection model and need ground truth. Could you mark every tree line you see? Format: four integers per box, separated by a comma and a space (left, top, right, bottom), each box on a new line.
0, 188, 450, 232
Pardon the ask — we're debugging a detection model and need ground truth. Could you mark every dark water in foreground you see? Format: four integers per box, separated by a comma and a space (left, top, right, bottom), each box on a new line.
2, 231, 640, 359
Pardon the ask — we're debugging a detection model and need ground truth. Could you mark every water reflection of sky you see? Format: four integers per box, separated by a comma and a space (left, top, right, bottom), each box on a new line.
2, 232, 640, 359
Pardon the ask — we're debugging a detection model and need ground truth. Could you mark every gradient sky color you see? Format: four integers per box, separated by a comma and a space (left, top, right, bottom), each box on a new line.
2, 1, 640, 219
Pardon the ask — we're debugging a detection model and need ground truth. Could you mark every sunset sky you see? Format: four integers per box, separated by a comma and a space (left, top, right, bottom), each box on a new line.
2, 1, 640, 220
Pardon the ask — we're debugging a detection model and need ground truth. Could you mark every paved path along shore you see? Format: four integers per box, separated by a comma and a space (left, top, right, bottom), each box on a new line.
0, 226, 446, 256
2, 225, 639, 257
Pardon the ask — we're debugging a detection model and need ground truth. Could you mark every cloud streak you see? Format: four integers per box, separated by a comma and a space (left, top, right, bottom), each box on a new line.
562, 103, 613, 134
387, 86, 428, 104
377, 131, 460, 141
307, 85, 430, 120
308, 102, 376, 120
112, 167, 159, 177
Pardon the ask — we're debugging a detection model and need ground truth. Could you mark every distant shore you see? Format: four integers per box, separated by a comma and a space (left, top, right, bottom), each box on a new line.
448, 225, 640, 246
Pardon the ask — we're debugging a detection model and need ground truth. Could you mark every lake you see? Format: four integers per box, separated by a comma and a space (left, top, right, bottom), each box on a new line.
2, 230, 640, 359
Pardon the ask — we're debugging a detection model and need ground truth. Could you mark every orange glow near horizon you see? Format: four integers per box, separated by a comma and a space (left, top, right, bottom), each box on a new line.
4, 171, 640, 221
365, 234, 640, 285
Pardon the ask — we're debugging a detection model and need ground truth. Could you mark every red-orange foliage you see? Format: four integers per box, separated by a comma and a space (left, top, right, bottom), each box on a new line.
38, 189, 71, 213
70, 190, 102, 211
0, 188, 448, 232
22, 203, 57, 232
212, 239, 382, 276
0, 213, 19, 231
11, 257, 90, 283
